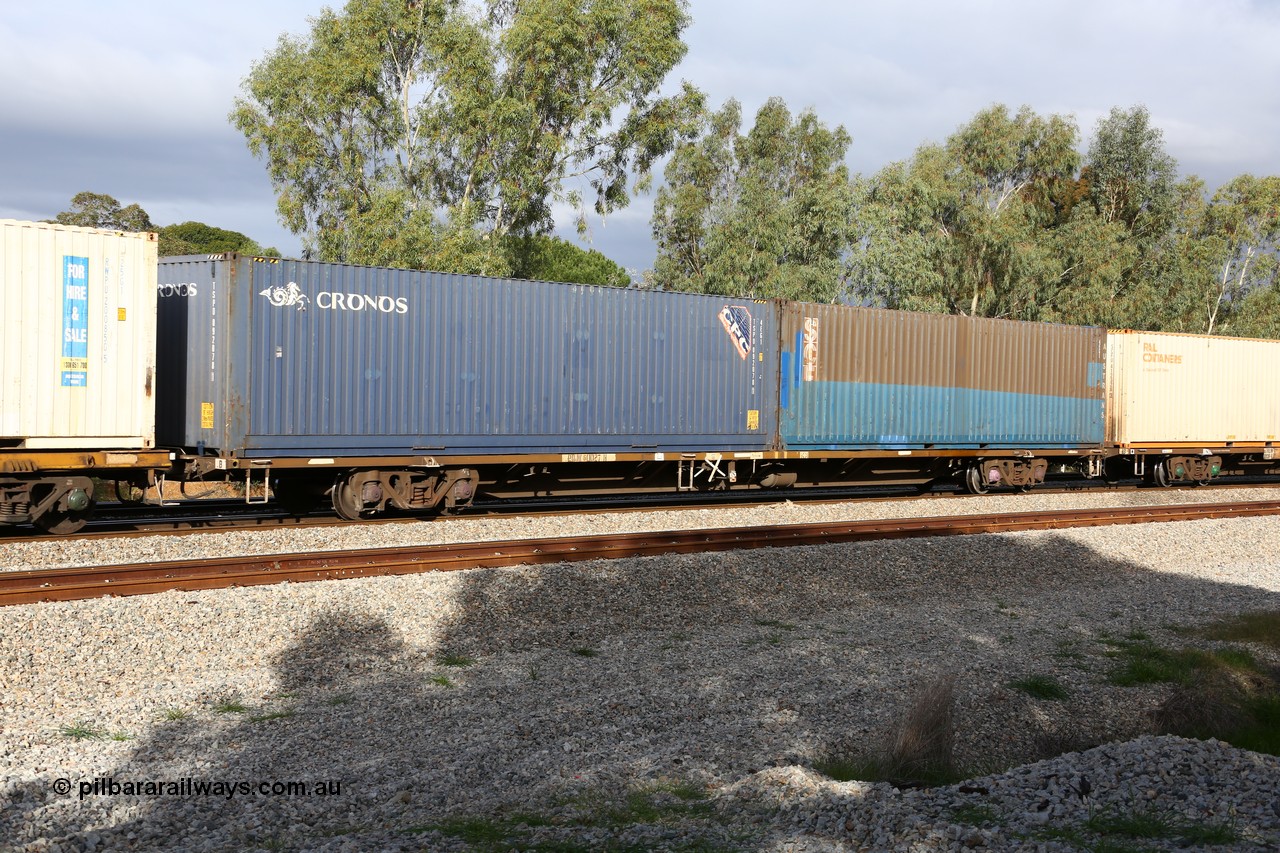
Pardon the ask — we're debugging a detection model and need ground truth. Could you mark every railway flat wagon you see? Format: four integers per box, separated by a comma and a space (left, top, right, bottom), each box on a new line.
0, 219, 169, 532
1106, 330, 1280, 484
775, 303, 1107, 491
156, 254, 779, 517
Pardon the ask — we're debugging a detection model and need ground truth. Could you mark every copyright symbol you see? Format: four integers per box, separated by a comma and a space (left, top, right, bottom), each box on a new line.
52, 778, 72, 796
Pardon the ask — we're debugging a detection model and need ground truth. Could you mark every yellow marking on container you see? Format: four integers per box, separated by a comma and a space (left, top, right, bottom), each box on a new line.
747, 409, 760, 430
117, 308, 127, 321
563, 453, 616, 462
200, 402, 214, 429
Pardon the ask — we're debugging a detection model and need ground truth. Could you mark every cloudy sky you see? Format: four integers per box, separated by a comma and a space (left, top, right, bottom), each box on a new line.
2, 0, 1277, 273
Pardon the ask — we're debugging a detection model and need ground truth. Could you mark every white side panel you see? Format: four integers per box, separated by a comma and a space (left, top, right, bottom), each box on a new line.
1105, 330, 1280, 445
0, 219, 157, 447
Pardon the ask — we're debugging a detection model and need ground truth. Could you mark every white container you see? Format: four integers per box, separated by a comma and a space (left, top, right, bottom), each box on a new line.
0, 219, 158, 448
1106, 330, 1280, 448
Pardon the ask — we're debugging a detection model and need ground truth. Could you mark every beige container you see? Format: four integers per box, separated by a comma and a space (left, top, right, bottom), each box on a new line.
0, 219, 157, 448
1106, 330, 1280, 448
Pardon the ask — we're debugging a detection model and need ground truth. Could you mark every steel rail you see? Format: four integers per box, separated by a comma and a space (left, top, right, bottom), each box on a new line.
3, 499, 1279, 606
6, 478, 1280, 544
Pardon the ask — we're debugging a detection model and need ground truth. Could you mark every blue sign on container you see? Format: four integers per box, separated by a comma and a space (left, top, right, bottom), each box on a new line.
61, 255, 89, 387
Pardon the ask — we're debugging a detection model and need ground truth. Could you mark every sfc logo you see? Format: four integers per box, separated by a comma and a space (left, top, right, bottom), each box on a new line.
719, 305, 753, 360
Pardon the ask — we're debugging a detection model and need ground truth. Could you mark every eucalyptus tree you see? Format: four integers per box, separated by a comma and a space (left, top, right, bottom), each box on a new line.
55, 191, 154, 233
1121, 174, 1280, 335
650, 97, 856, 301
232, 0, 701, 272
1084, 106, 1179, 237
1199, 175, 1280, 334
851, 104, 1080, 320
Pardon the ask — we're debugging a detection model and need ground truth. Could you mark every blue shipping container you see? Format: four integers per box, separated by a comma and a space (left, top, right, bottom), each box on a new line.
156, 256, 778, 457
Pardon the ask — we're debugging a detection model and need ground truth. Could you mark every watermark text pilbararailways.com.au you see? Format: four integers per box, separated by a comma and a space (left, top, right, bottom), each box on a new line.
52, 777, 344, 800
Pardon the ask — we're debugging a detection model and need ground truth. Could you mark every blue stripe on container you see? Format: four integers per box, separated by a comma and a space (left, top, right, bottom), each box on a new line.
780, 380, 1103, 448
792, 333, 802, 387
780, 352, 791, 409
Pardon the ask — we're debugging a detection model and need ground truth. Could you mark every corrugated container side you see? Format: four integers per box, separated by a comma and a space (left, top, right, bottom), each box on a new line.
156, 256, 778, 455
1106, 330, 1280, 445
778, 303, 1105, 449
0, 220, 157, 448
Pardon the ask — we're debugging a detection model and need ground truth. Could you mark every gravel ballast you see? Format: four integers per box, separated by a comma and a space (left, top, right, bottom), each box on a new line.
1, 492, 1279, 851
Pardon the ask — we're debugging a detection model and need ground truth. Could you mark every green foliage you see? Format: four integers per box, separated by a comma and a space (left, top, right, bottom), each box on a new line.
1085, 105, 1179, 238
52, 191, 277, 258
504, 234, 630, 285
232, 0, 701, 272
157, 221, 276, 257
1079, 804, 1239, 847
55, 191, 154, 232
1198, 610, 1280, 649
435, 651, 475, 667
849, 103, 1280, 335
651, 97, 856, 301
414, 782, 718, 851
60, 721, 107, 740
852, 104, 1081, 320
1007, 674, 1069, 701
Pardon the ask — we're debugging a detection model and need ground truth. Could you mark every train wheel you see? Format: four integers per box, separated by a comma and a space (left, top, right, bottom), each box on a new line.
331, 476, 369, 520
1151, 460, 1173, 488
965, 465, 990, 495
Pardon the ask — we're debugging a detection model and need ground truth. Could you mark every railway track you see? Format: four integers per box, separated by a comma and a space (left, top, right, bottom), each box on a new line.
4, 499, 1279, 606
6, 477, 1280, 543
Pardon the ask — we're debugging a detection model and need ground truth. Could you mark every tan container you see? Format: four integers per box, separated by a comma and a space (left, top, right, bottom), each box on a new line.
1106, 330, 1280, 448
779, 302, 1105, 448
0, 219, 157, 448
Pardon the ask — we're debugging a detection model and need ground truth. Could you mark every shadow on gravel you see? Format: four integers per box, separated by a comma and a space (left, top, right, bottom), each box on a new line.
9, 525, 1280, 851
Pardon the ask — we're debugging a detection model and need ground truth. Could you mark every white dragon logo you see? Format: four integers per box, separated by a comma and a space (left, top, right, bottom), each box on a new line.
258, 282, 310, 311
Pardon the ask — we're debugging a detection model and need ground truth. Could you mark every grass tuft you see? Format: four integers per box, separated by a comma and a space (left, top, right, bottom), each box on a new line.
1103, 624, 1280, 757
1008, 674, 1069, 701
1199, 610, 1280, 649
161, 707, 191, 721
1105, 640, 1256, 687
816, 673, 962, 788
1082, 803, 1239, 846
214, 699, 248, 714
411, 780, 716, 850
948, 803, 1004, 828
436, 651, 475, 668
429, 675, 455, 688
61, 722, 106, 740
247, 710, 295, 723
